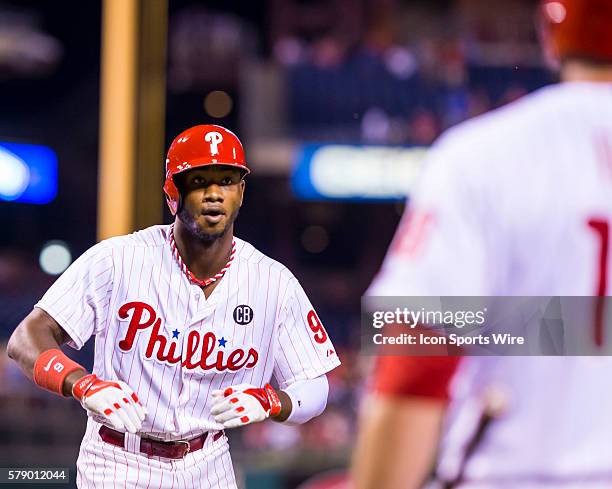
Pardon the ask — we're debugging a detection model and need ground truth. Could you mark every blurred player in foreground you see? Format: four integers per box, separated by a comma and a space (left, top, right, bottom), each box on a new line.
353, 0, 612, 487
8, 124, 340, 488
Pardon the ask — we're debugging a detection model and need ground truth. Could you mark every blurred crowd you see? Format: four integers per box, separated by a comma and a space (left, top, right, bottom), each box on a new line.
276, 0, 549, 144
166, 0, 549, 144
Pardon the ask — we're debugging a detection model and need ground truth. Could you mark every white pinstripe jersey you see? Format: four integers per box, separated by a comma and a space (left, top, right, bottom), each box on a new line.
36, 224, 340, 440
370, 82, 612, 483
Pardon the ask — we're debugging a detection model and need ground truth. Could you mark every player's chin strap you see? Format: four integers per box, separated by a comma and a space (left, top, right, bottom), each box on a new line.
168, 224, 236, 287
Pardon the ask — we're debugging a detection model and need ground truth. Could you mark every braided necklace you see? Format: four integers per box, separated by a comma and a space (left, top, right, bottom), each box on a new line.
169, 224, 236, 287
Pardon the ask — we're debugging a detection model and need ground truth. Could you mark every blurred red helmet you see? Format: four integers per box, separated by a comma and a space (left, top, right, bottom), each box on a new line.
540, 0, 612, 63
163, 124, 250, 215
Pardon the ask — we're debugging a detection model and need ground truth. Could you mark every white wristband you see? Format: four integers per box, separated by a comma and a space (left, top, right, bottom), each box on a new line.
283, 375, 329, 425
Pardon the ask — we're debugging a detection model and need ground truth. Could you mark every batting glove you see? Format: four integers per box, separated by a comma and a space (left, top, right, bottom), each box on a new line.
210, 383, 282, 429
72, 374, 147, 434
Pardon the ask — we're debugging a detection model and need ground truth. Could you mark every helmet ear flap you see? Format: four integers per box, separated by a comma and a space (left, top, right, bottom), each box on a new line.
173, 172, 186, 194
172, 173, 186, 214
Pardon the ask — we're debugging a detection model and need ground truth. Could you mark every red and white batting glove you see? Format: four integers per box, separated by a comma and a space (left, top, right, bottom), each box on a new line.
72, 374, 147, 434
210, 383, 282, 429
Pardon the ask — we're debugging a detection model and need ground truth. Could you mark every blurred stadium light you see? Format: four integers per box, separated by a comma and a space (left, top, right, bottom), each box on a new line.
0, 142, 57, 204
292, 144, 427, 201
39, 241, 72, 276
301, 225, 330, 254
204, 90, 234, 118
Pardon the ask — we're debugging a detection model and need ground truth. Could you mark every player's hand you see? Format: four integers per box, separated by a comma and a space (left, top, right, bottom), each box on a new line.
72, 374, 147, 433
210, 383, 282, 429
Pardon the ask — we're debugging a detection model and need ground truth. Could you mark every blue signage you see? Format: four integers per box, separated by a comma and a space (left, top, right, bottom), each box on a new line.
0, 142, 57, 204
291, 143, 427, 201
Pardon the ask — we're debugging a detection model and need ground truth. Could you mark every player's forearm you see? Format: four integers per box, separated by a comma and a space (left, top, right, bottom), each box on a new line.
8, 309, 65, 379
211, 376, 330, 428
277, 375, 329, 425
8, 308, 88, 395
352, 394, 446, 489
271, 390, 293, 422
62, 370, 89, 396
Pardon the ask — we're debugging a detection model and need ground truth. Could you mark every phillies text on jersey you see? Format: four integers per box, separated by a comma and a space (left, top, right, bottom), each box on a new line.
36, 225, 340, 441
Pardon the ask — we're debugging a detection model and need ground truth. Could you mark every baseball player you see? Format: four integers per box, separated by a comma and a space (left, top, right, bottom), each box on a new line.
7, 124, 341, 488
353, 0, 612, 488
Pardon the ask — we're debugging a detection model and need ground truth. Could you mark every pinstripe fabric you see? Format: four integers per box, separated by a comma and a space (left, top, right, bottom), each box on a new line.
36, 224, 340, 486
77, 419, 237, 488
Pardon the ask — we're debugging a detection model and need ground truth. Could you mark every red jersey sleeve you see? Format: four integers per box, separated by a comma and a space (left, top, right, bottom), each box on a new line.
371, 355, 461, 401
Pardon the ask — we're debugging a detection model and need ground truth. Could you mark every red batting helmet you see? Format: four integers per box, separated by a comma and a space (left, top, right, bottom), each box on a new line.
163, 124, 250, 215
540, 0, 612, 63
